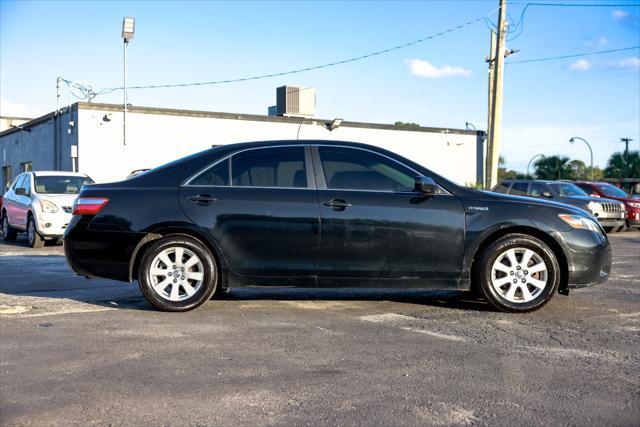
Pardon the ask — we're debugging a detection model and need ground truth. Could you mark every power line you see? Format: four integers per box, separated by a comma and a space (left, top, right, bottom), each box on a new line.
506, 45, 639, 64
62, 8, 501, 98
507, 2, 640, 41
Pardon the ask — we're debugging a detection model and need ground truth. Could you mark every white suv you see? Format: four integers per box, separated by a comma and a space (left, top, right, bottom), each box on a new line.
1, 171, 94, 248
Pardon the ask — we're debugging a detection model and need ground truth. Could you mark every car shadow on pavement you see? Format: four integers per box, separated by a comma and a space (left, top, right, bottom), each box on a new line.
218, 288, 494, 312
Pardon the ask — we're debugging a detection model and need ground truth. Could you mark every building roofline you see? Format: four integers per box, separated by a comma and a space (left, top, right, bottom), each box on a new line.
0, 102, 483, 137
0, 116, 34, 121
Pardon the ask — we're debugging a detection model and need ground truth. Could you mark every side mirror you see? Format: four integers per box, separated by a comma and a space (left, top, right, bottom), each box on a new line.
15, 188, 26, 196
414, 176, 438, 196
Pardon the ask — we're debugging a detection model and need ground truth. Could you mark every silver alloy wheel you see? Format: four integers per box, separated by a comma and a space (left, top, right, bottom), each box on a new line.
490, 247, 548, 303
28, 220, 35, 245
148, 246, 205, 302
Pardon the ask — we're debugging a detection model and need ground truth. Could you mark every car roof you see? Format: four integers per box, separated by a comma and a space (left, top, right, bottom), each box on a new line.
30, 171, 89, 177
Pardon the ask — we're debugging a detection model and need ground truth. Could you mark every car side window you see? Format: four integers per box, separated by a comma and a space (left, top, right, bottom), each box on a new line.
22, 174, 31, 195
529, 183, 550, 197
493, 183, 510, 193
231, 147, 307, 188
191, 159, 229, 186
510, 182, 528, 196
318, 147, 415, 192
13, 175, 25, 191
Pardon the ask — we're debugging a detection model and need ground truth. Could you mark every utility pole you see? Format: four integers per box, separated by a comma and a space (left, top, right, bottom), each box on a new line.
485, 30, 496, 188
486, 0, 507, 190
621, 137, 633, 178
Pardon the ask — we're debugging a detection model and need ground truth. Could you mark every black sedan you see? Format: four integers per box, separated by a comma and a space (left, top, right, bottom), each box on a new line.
64, 140, 611, 312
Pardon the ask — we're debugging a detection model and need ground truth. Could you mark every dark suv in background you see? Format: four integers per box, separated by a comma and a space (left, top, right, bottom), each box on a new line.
575, 181, 640, 231
493, 180, 626, 232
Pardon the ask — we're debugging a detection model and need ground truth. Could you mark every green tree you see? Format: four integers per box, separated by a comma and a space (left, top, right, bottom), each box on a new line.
534, 155, 572, 180
394, 121, 421, 130
604, 151, 640, 178
497, 155, 527, 181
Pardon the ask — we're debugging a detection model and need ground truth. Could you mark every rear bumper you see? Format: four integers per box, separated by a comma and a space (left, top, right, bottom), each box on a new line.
557, 229, 612, 288
64, 215, 144, 282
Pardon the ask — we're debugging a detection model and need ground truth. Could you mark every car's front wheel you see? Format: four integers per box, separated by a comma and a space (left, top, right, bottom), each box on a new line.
138, 235, 219, 312
475, 233, 560, 313
2, 213, 18, 242
27, 217, 44, 248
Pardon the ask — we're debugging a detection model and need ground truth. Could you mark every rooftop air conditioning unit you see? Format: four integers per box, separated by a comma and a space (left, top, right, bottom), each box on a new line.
276, 86, 316, 117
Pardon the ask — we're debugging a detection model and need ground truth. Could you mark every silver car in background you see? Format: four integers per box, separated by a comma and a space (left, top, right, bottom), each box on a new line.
1, 171, 93, 248
493, 180, 626, 232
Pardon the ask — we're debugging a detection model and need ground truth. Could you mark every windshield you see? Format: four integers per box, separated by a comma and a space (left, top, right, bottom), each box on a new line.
598, 184, 628, 198
34, 176, 94, 194
550, 183, 588, 196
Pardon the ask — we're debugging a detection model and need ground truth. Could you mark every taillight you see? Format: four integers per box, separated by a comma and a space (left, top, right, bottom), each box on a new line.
73, 197, 109, 215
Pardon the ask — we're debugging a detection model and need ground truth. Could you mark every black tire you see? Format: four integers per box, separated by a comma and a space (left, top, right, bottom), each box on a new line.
616, 222, 628, 233
603, 226, 615, 233
27, 217, 44, 249
138, 235, 219, 312
474, 233, 560, 313
2, 212, 18, 242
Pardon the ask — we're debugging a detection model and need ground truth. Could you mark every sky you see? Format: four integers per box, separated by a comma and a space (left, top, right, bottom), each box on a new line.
1, 0, 639, 172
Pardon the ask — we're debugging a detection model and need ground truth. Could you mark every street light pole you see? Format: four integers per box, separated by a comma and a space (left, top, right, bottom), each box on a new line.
121, 17, 135, 146
527, 153, 544, 179
569, 136, 593, 181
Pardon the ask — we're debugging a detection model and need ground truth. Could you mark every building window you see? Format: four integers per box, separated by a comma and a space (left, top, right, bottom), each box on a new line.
2, 166, 12, 192
20, 162, 33, 172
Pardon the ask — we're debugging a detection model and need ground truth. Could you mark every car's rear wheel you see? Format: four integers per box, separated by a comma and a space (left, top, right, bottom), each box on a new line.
27, 217, 44, 248
138, 235, 219, 312
2, 213, 18, 242
475, 233, 560, 313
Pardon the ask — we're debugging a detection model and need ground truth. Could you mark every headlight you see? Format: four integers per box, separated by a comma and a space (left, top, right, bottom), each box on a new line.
40, 200, 59, 213
559, 214, 602, 234
628, 202, 640, 209
587, 201, 602, 212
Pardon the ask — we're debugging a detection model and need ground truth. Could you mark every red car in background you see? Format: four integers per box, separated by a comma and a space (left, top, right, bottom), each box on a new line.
575, 182, 640, 231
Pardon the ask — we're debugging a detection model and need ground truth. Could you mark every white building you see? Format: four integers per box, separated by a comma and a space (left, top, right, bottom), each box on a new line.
1, 102, 484, 190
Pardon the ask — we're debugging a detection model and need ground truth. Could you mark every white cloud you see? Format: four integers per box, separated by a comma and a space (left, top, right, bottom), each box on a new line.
586, 37, 608, 48
611, 10, 630, 20
406, 59, 472, 79
569, 59, 591, 71
0, 98, 42, 118
616, 57, 640, 69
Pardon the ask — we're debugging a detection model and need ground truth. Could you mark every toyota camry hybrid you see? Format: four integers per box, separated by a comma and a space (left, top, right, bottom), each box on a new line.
64, 140, 611, 312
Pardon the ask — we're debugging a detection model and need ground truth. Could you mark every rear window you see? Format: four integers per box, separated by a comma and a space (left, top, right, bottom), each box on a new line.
34, 176, 94, 194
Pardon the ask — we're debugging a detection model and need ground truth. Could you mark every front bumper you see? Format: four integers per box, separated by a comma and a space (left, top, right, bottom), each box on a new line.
557, 228, 612, 288
35, 211, 72, 237
626, 210, 640, 228
592, 209, 626, 227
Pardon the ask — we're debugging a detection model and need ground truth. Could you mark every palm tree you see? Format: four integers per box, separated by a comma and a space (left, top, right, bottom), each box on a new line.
534, 156, 572, 180
605, 151, 640, 178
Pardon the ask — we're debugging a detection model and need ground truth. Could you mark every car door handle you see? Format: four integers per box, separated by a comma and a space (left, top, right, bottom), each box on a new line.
323, 199, 352, 211
188, 194, 218, 205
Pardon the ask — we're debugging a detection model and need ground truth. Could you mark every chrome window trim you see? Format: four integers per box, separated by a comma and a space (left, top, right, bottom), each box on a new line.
182, 143, 451, 196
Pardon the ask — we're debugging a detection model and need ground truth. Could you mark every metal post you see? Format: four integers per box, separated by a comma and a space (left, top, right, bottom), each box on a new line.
123, 39, 128, 146
485, 30, 496, 188
487, 0, 507, 190
527, 153, 544, 179
569, 137, 594, 181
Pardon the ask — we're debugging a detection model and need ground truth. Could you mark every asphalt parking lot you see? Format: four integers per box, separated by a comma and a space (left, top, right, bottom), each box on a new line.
1, 233, 639, 426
